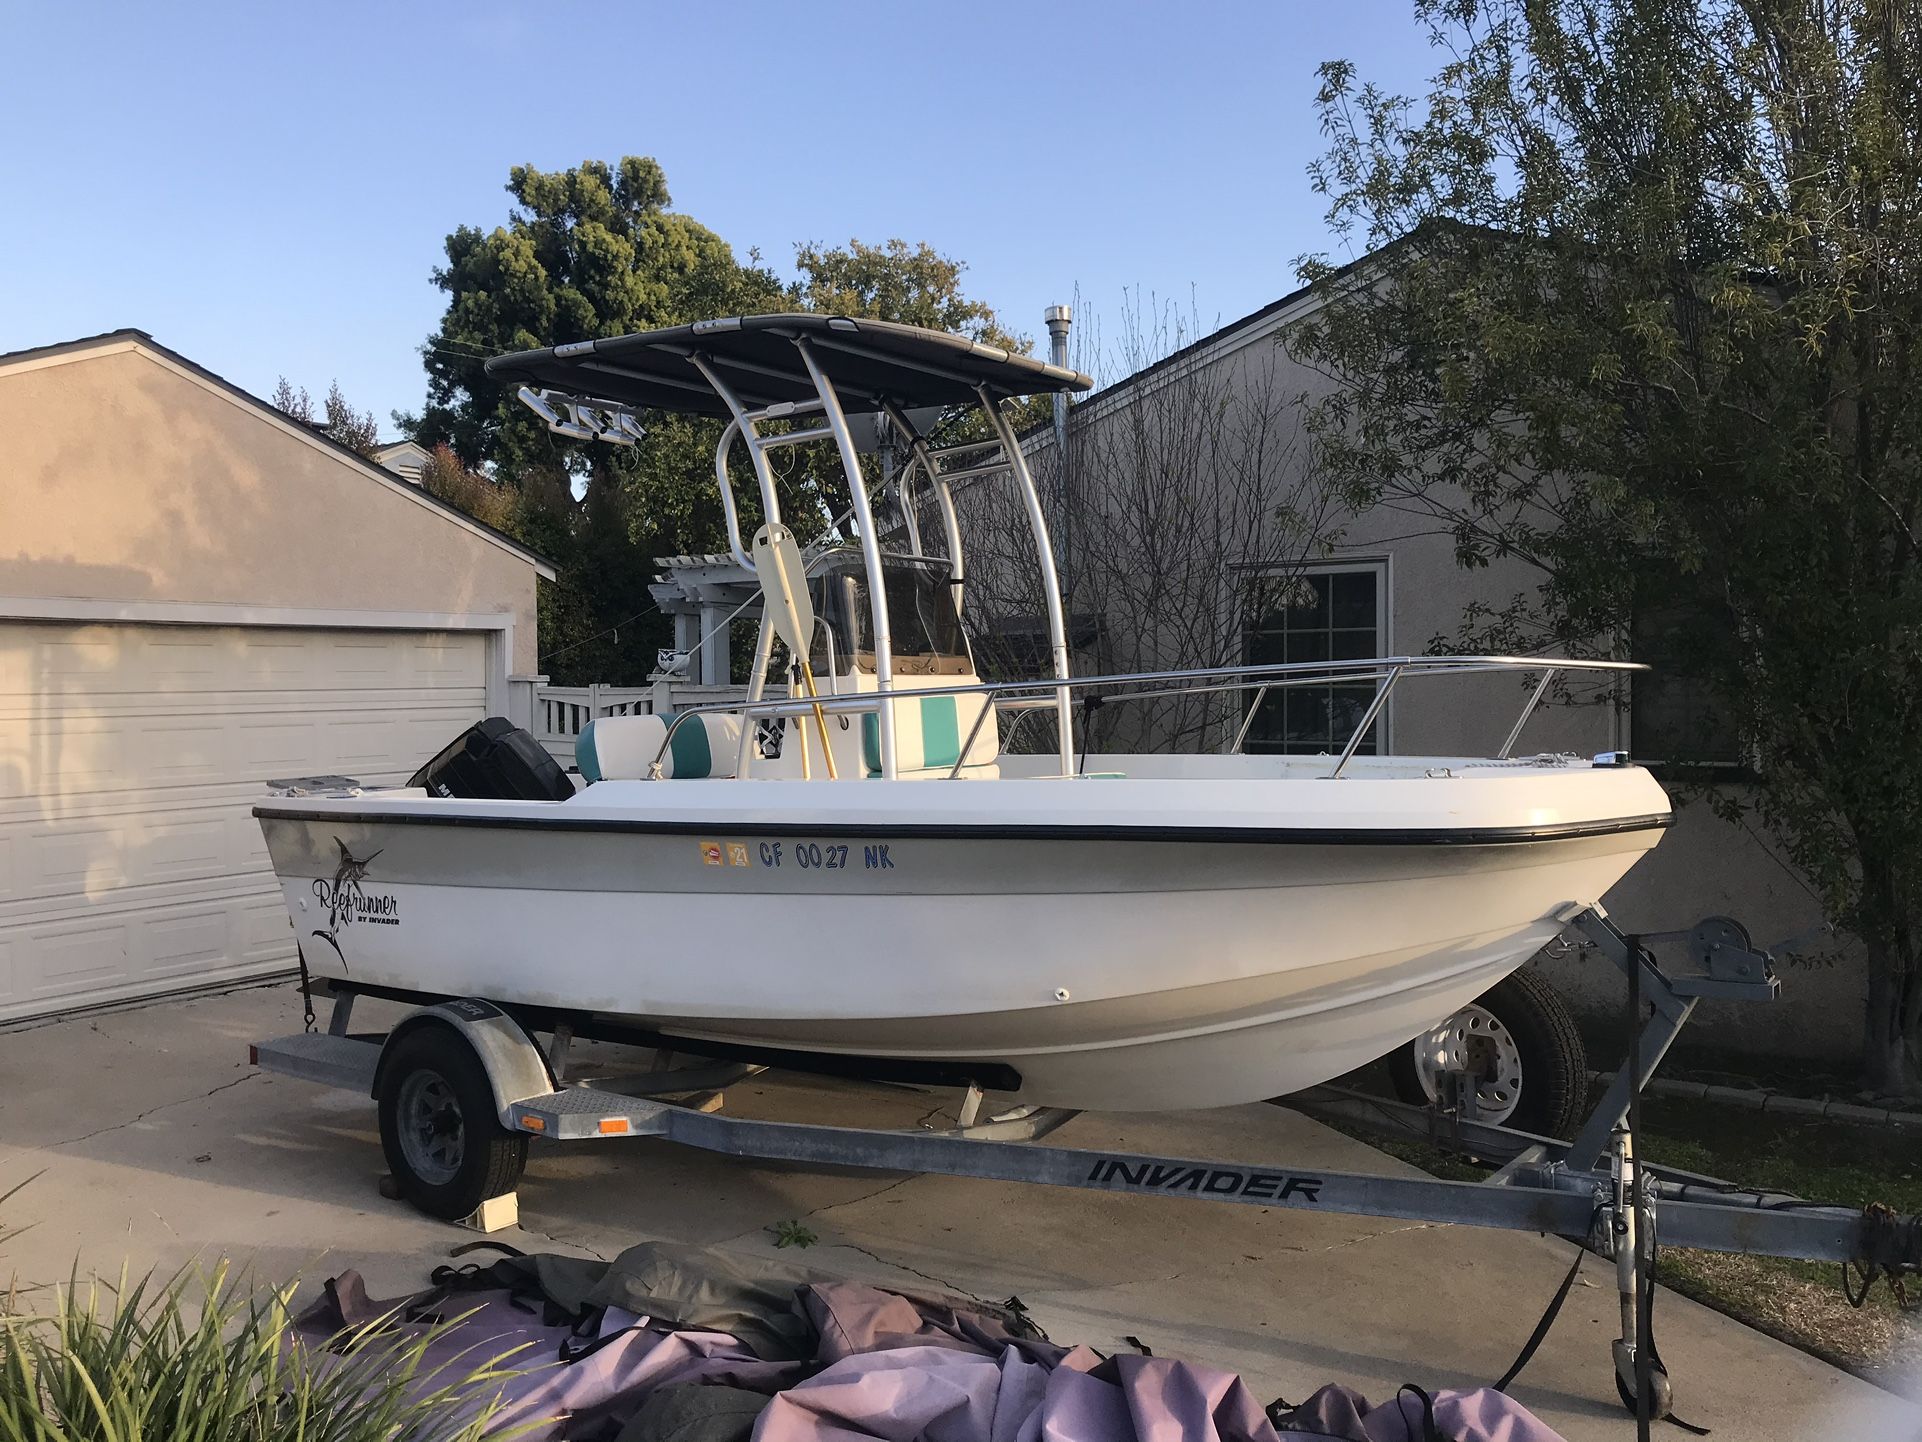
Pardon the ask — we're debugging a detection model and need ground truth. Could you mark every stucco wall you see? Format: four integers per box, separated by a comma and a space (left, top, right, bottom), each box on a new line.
0, 343, 540, 673
1556, 793, 1860, 1061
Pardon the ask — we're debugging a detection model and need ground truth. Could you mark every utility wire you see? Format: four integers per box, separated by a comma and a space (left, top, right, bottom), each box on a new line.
539, 600, 663, 668
539, 586, 769, 672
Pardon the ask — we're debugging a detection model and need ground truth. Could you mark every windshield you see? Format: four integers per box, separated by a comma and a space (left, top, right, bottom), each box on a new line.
809, 555, 970, 676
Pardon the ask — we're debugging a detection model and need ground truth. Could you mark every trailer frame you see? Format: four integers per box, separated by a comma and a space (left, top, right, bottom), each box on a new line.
251, 902, 1918, 1430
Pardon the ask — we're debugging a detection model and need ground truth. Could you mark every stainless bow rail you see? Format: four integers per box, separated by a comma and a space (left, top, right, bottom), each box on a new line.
644, 653, 1644, 780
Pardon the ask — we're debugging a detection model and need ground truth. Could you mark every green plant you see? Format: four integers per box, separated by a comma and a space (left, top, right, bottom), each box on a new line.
0, 1262, 534, 1441
770, 1220, 818, 1250
0, 1174, 37, 1252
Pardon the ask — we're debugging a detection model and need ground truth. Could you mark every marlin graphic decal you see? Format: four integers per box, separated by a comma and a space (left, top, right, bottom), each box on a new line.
310, 839, 396, 970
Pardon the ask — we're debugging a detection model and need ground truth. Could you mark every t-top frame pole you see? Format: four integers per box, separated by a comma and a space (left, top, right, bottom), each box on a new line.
793, 337, 898, 779
978, 388, 1076, 777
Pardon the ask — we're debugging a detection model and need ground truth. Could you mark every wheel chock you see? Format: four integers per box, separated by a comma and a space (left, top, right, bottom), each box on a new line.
459, 1192, 519, 1234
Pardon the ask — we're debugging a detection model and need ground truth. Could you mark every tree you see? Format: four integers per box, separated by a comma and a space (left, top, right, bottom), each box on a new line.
793, 239, 1026, 352
779, 238, 1048, 546
1290, 0, 1922, 1095
270, 378, 311, 423
417, 443, 516, 531
321, 382, 380, 458
410, 158, 1036, 686
954, 297, 1336, 753
270, 378, 381, 458
797, 238, 1052, 447
416, 156, 786, 473
412, 157, 789, 683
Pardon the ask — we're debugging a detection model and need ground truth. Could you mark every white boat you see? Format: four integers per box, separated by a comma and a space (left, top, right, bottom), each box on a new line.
254, 315, 1668, 1113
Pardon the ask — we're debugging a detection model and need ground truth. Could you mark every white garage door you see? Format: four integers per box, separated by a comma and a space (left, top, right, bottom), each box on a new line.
0, 621, 488, 1022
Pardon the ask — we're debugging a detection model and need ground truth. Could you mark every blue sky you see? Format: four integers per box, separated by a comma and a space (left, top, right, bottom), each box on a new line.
1, 2, 1438, 433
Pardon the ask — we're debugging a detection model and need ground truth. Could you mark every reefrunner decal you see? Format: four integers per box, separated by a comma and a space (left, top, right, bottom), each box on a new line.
308, 839, 401, 970
1084, 1157, 1324, 1202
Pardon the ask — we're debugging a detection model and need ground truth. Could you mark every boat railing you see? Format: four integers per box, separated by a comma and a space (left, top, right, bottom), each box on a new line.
643, 655, 1646, 780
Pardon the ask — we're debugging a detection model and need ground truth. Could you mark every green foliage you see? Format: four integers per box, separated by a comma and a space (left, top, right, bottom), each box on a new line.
769, 1219, 818, 1249
412, 156, 788, 683
417, 443, 516, 532
793, 238, 1026, 352
792, 237, 1050, 437
0, 1263, 527, 1441
410, 156, 1035, 684
321, 384, 382, 460
1292, 0, 1922, 1093
270, 377, 308, 423
270, 379, 382, 459
0, 1174, 33, 1253
416, 156, 786, 474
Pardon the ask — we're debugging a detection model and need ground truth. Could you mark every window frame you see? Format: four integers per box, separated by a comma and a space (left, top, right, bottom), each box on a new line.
1238, 557, 1393, 756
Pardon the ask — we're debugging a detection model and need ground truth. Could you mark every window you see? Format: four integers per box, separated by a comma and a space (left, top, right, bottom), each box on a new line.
1242, 565, 1387, 755
808, 552, 972, 677
1630, 601, 1746, 771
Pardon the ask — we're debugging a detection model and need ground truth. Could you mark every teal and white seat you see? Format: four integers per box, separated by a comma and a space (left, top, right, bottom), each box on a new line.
576, 688, 999, 783
577, 713, 747, 781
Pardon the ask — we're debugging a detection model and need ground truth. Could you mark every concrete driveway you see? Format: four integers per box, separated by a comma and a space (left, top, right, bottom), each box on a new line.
1, 981, 1915, 1441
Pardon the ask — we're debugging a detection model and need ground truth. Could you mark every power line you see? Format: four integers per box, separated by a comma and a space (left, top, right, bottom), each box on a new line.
538, 600, 663, 667
424, 340, 507, 364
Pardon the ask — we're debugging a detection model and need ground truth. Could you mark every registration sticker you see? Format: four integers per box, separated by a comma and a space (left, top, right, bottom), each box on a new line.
699, 840, 724, 866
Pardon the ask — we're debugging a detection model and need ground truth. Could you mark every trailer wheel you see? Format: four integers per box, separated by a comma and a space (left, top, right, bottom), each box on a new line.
377, 1025, 528, 1221
1388, 968, 1587, 1138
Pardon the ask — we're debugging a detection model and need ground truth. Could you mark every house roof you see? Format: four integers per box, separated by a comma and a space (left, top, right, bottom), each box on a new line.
1010, 285, 1324, 449
0, 329, 556, 578
1080, 278, 1324, 412
1021, 241, 1401, 444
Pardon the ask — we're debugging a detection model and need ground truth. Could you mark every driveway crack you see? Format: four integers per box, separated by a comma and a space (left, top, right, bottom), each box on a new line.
826, 1242, 992, 1304
514, 1224, 608, 1262
723, 1174, 917, 1242
810, 1175, 916, 1215
1310, 1221, 1441, 1254
44, 1072, 262, 1150
715, 1175, 919, 1253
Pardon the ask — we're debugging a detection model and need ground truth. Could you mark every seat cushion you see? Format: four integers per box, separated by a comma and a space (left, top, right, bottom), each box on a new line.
860, 693, 996, 776
578, 713, 745, 780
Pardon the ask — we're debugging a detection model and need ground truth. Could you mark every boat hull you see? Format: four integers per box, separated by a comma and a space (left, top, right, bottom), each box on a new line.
256, 793, 1665, 1111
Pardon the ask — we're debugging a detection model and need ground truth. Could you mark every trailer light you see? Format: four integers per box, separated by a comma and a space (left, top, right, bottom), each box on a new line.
520, 1115, 546, 1132
598, 1117, 630, 1135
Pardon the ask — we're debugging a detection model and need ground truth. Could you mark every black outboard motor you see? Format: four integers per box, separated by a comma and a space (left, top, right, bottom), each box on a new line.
409, 717, 575, 802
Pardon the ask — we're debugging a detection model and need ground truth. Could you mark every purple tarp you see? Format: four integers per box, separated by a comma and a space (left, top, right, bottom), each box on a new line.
290, 1263, 1565, 1442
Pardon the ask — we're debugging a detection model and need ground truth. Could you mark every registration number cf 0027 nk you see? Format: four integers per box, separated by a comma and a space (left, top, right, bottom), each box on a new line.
697, 839, 897, 871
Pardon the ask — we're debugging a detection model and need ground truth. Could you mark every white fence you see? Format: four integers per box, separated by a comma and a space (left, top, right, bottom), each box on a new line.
519, 680, 762, 767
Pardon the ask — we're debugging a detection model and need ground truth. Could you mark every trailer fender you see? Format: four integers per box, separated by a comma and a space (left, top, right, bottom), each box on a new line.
372, 999, 558, 1126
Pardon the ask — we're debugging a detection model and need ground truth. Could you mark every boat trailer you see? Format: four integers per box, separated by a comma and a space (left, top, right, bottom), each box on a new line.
252, 903, 1919, 1430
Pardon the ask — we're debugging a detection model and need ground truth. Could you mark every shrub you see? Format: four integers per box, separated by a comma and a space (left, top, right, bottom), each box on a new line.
0, 1262, 531, 1441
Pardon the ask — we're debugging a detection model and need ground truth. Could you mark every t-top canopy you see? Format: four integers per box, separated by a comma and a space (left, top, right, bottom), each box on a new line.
483, 313, 1092, 420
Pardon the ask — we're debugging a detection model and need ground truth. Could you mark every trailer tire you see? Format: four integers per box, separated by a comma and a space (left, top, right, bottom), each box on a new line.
377, 1024, 528, 1221
1388, 967, 1588, 1138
